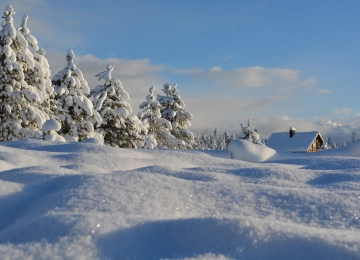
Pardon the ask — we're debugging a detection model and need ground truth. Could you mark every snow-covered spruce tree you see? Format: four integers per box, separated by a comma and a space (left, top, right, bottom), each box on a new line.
0, 5, 48, 141
17, 15, 55, 121
332, 142, 338, 149
200, 131, 210, 150
224, 130, 231, 147
327, 137, 333, 147
192, 131, 208, 150
138, 86, 184, 148
321, 142, 330, 150
90, 64, 146, 148
218, 132, 227, 150
52, 50, 102, 141
238, 118, 262, 144
210, 128, 220, 150
351, 131, 356, 142
157, 83, 194, 148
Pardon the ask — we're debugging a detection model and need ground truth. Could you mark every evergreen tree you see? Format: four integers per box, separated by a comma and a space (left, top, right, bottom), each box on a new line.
224, 130, 231, 147
209, 128, 220, 150
199, 131, 210, 150
138, 86, 183, 148
52, 50, 102, 141
332, 142, 338, 149
17, 15, 54, 121
351, 131, 356, 142
0, 5, 47, 141
157, 83, 194, 148
90, 64, 146, 148
239, 118, 262, 144
321, 142, 331, 150
327, 137, 332, 147
218, 132, 227, 150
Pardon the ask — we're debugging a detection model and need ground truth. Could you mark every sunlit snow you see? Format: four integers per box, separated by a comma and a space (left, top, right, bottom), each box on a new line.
0, 139, 359, 259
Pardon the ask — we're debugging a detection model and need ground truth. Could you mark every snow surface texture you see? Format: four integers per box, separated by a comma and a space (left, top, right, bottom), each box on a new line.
0, 139, 359, 259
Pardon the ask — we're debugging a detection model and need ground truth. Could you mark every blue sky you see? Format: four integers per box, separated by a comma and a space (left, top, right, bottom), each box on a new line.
5, 0, 360, 143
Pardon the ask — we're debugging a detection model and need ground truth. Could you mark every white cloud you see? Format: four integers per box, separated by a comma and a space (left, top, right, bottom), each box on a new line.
183, 95, 283, 132
223, 56, 234, 61
174, 68, 204, 75
318, 88, 332, 94
333, 107, 352, 116
175, 66, 315, 90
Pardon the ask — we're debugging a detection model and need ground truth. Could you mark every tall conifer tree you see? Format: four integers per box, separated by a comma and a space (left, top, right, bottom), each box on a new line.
90, 65, 146, 148
157, 83, 194, 148
52, 50, 102, 141
0, 5, 46, 141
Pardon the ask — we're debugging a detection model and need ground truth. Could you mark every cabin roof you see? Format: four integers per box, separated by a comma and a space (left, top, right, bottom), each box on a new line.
266, 131, 324, 152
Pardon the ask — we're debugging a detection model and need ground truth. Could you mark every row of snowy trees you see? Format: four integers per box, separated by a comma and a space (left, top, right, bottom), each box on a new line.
322, 132, 360, 150
0, 5, 194, 149
192, 119, 263, 150
193, 129, 235, 150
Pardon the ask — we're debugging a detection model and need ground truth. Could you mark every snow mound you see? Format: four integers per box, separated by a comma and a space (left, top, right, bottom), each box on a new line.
0, 139, 359, 259
42, 119, 61, 132
228, 139, 277, 162
82, 137, 104, 145
44, 133, 66, 142
322, 141, 360, 157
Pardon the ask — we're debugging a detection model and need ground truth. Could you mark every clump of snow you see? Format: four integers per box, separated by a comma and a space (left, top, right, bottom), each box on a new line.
42, 119, 65, 142
42, 119, 61, 132
82, 137, 104, 145
43, 133, 66, 142
228, 139, 277, 162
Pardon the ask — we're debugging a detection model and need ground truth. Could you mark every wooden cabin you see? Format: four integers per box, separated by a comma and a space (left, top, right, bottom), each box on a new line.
266, 127, 324, 153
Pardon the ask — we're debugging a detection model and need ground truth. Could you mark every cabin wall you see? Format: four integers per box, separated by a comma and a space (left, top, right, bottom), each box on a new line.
307, 135, 323, 152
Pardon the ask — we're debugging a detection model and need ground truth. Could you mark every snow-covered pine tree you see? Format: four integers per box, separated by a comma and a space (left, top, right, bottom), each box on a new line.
224, 130, 231, 147
201, 131, 210, 150
17, 15, 54, 121
218, 132, 227, 150
327, 137, 332, 147
90, 64, 146, 148
351, 131, 356, 142
321, 142, 331, 150
138, 86, 183, 148
193, 131, 207, 150
157, 83, 194, 148
192, 132, 201, 149
210, 128, 220, 150
0, 5, 47, 141
239, 118, 262, 144
332, 142, 338, 149
52, 50, 102, 141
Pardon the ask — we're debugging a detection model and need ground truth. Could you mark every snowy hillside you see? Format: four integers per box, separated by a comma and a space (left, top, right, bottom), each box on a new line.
0, 139, 359, 259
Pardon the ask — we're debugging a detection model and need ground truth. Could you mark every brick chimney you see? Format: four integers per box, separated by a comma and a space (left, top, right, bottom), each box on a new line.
289, 127, 296, 138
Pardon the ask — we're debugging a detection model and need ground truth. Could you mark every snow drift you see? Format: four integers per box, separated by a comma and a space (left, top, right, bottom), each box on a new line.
228, 139, 277, 162
0, 139, 359, 259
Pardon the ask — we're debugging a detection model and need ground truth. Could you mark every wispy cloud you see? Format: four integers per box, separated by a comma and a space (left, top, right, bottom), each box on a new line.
175, 66, 315, 90
333, 107, 352, 116
223, 56, 234, 62
318, 88, 332, 94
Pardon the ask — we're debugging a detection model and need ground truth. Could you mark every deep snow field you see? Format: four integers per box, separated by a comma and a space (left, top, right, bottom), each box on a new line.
0, 139, 359, 260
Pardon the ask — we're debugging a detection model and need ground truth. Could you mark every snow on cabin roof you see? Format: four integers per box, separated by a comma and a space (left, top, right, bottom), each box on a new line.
266, 131, 323, 152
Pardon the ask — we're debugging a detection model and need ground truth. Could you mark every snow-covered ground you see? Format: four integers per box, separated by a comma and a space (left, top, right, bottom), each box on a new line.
0, 139, 359, 259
